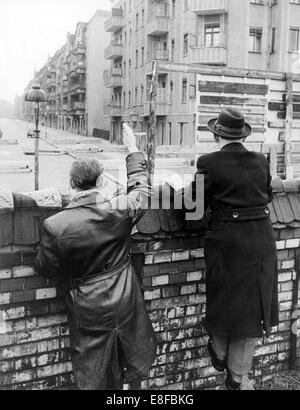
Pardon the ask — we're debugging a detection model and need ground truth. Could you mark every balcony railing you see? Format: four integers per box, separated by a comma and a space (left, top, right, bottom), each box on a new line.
104, 43, 123, 59
62, 105, 71, 111
104, 9, 124, 32
73, 42, 86, 54
191, 0, 229, 15
72, 102, 86, 111
104, 68, 123, 88
47, 92, 56, 100
111, 103, 122, 117
151, 48, 169, 61
68, 82, 86, 93
147, 3, 170, 36
46, 78, 56, 86
189, 46, 227, 65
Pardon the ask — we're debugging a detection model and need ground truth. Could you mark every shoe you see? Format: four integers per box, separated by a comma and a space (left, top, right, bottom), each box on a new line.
225, 370, 241, 391
207, 338, 227, 372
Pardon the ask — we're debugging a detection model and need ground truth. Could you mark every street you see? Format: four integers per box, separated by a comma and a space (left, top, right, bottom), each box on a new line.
0, 118, 194, 193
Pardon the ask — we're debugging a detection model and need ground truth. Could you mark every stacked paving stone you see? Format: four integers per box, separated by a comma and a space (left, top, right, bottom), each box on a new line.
0, 180, 299, 390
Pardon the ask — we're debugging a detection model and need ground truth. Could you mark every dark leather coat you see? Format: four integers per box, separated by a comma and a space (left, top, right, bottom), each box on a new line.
35, 152, 157, 390
195, 143, 279, 338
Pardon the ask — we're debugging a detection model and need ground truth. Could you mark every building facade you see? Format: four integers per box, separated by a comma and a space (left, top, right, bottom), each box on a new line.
86, 10, 112, 137
24, 13, 111, 137
104, 0, 300, 145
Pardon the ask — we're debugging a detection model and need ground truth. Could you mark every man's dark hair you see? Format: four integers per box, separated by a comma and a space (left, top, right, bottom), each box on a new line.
70, 158, 104, 191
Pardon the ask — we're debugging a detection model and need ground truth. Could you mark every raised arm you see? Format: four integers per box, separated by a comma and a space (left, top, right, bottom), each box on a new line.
110, 123, 151, 225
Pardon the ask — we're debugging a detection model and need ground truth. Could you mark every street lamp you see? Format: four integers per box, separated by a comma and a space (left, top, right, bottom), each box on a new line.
25, 84, 47, 191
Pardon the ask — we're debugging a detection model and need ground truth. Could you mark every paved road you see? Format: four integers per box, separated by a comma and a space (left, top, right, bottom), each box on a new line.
0, 119, 195, 193
0, 119, 127, 192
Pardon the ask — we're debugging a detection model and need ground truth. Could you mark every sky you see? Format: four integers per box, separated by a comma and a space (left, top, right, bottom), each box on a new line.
0, 0, 111, 104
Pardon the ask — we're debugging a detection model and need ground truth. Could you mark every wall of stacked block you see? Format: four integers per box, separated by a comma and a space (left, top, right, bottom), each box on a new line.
0, 180, 299, 390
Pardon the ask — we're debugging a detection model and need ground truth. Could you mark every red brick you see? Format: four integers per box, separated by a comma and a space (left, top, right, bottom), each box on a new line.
280, 230, 295, 240
24, 276, 48, 290
169, 273, 187, 285
0, 278, 24, 292
12, 290, 35, 304
148, 241, 164, 252
194, 259, 206, 270
177, 260, 195, 272
0, 253, 22, 268
162, 238, 181, 250
143, 264, 160, 277
143, 277, 152, 288
26, 302, 49, 317
22, 252, 38, 266
159, 262, 177, 274
162, 286, 180, 298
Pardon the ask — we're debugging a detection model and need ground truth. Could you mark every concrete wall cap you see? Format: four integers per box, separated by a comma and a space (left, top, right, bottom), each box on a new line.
23, 189, 62, 208
0, 190, 14, 212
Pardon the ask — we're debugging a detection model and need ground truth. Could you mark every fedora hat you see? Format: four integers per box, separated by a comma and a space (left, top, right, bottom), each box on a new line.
207, 108, 252, 139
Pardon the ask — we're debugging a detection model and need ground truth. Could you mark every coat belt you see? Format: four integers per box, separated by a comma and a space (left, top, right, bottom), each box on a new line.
67, 258, 130, 289
212, 206, 270, 222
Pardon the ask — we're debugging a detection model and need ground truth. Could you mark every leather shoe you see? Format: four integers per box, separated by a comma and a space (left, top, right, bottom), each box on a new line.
225, 370, 241, 391
207, 338, 227, 372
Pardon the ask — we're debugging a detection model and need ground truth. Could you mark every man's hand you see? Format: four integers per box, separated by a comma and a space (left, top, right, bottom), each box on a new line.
122, 123, 138, 154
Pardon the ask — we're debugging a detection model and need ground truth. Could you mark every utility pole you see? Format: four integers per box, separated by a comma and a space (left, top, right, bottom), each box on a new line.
147, 60, 159, 184
285, 74, 294, 180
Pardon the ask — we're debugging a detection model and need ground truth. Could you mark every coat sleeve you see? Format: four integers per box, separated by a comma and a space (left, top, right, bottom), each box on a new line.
266, 161, 273, 204
35, 221, 61, 279
192, 156, 213, 212
110, 152, 151, 225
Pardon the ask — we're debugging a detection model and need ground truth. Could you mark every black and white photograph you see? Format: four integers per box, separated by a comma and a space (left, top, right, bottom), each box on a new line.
0, 0, 300, 395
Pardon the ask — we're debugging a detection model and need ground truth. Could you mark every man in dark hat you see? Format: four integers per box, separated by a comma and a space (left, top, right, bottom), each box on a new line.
193, 108, 278, 390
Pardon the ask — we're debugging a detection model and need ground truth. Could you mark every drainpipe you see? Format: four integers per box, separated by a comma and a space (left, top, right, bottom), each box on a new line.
266, 0, 273, 70
290, 251, 300, 370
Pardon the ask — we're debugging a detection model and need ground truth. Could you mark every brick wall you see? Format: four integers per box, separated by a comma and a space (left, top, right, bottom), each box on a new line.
0, 188, 299, 390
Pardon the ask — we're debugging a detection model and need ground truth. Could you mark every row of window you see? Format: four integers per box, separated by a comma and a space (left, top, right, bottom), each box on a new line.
112, 78, 189, 108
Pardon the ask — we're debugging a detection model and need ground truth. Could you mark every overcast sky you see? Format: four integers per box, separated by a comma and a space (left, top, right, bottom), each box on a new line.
0, 0, 111, 104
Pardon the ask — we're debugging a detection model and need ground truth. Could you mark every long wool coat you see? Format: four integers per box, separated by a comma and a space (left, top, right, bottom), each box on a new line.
35, 152, 157, 390
195, 143, 279, 338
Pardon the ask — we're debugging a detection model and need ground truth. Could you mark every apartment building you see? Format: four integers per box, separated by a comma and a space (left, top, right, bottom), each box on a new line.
24, 13, 111, 137
24, 23, 88, 135
104, 0, 300, 145
86, 10, 112, 136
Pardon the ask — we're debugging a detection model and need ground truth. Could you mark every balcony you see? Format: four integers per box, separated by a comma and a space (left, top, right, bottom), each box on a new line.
62, 105, 71, 111
191, 0, 229, 15
46, 78, 56, 86
73, 42, 86, 54
104, 68, 123, 88
189, 46, 227, 65
104, 43, 123, 60
104, 9, 124, 32
68, 82, 86, 94
72, 102, 86, 111
111, 103, 123, 117
48, 92, 56, 100
147, 4, 170, 36
152, 48, 169, 61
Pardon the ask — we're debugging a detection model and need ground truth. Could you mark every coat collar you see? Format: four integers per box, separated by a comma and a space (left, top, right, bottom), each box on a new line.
220, 142, 248, 152
67, 189, 105, 209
